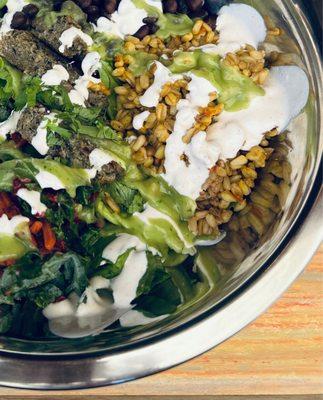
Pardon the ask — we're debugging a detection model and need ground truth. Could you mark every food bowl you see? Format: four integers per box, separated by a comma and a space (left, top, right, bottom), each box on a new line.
0, 0, 321, 389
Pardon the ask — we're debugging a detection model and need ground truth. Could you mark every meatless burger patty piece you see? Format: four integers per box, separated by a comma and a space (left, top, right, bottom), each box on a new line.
16, 105, 48, 143
0, 30, 78, 80
48, 135, 124, 184
32, 15, 89, 60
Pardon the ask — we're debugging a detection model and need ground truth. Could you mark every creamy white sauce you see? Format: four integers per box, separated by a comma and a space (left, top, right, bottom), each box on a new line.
207, 66, 309, 159
133, 110, 150, 130
68, 52, 101, 106
0, 214, 29, 236
102, 233, 149, 263
16, 189, 47, 216
58, 27, 93, 54
76, 276, 111, 319
31, 113, 58, 156
43, 299, 75, 320
0, 110, 23, 140
119, 310, 167, 327
89, 148, 114, 170
111, 249, 147, 308
41, 65, 69, 86
140, 62, 182, 108
35, 171, 66, 191
162, 74, 218, 199
0, 0, 27, 35
94, 0, 150, 39
198, 3, 267, 57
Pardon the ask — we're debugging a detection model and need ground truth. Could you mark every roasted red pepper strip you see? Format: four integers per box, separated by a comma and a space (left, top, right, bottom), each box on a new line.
42, 221, 56, 251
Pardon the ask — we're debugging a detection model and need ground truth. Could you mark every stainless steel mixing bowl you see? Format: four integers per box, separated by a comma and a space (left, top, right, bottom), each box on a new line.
0, 0, 321, 389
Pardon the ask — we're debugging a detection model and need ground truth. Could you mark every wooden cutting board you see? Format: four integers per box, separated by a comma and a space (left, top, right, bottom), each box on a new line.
0, 245, 321, 398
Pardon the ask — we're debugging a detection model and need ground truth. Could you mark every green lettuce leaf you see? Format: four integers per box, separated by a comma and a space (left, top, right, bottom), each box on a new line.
0, 158, 91, 196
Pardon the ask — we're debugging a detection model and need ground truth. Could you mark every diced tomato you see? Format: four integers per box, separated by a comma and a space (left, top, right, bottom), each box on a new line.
30, 221, 43, 234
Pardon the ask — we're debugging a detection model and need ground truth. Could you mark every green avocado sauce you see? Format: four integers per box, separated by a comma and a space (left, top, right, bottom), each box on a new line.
33, 160, 90, 197
168, 50, 265, 111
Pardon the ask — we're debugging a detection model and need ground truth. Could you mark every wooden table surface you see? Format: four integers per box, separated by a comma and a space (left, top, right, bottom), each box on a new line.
0, 245, 322, 398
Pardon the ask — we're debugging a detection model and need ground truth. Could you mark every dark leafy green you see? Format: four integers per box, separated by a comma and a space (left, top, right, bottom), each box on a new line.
96, 248, 132, 279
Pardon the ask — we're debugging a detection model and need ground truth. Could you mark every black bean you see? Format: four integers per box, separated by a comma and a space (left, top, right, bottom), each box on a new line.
162, 0, 178, 13
10, 12, 28, 29
177, 0, 188, 13
186, 0, 203, 12
92, 0, 102, 5
102, 12, 112, 19
204, 0, 229, 15
86, 5, 101, 22
203, 14, 217, 30
22, 4, 39, 18
53, 0, 64, 11
86, 5, 100, 15
149, 24, 158, 34
188, 8, 208, 19
76, 0, 92, 9
103, 0, 117, 14
143, 16, 158, 24
134, 24, 150, 39
0, 6, 8, 19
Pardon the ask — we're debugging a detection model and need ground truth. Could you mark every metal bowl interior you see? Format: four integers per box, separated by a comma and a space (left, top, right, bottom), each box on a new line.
0, 0, 321, 389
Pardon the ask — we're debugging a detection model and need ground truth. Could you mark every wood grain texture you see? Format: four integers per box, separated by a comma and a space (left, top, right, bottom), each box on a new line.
0, 246, 322, 397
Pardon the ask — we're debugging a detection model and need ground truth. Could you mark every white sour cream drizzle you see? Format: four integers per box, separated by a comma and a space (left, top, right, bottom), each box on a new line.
94, 0, 160, 39
88, 148, 114, 177
58, 27, 93, 54
198, 3, 267, 56
0, 214, 29, 236
162, 74, 219, 199
133, 110, 150, 130
207, 66, 310, 159
111, 250, 148, 308
68, 52, 102, 106
31, 113, 58, 156
41, 65, 70, 86
102, 233, 155, 263
0, 0, 27, 35
139, 62, 182, 108
35, 171, 66, 191
16, 189, 47, 216
0, 110, 22, 140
